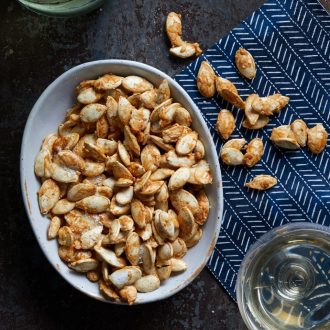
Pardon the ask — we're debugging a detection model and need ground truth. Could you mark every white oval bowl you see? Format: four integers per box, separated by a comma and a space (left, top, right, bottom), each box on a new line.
20, 60, 223, 304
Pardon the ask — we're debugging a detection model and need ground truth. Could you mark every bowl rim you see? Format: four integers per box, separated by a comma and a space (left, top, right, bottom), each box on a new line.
20, 59, 224, 304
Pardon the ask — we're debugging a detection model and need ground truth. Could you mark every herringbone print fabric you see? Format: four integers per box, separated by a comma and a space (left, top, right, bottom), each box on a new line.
174, 0, 330, 301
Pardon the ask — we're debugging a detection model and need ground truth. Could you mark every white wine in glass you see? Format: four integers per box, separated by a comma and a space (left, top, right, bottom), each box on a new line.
236, 223, 330, 330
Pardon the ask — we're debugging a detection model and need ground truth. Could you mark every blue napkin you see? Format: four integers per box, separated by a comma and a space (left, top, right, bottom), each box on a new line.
174, 0, 330, 301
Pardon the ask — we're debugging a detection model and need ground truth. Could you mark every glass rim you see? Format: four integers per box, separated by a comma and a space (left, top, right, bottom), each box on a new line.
242, 222, 330, 255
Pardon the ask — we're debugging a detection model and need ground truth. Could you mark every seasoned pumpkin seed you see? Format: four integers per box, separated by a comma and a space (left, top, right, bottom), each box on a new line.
34, 72, 214, 304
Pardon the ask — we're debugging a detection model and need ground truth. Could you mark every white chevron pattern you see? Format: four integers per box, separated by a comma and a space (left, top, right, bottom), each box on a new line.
174, 0, 330, 300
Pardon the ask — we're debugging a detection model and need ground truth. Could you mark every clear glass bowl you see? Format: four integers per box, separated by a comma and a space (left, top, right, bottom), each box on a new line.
17, 0, 105, 17
236, 222, 330, 330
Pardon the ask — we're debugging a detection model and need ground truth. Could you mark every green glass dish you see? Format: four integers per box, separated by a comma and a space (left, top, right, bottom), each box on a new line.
17, 0, 105, 17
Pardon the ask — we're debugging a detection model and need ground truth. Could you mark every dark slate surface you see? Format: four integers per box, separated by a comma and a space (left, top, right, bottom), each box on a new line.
1, 0, 328, 329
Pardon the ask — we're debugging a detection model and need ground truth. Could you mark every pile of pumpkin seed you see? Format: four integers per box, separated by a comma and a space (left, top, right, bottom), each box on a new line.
34, 74, 213, 304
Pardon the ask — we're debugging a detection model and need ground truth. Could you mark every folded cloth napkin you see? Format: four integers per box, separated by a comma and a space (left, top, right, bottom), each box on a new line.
174, 0, 330, 301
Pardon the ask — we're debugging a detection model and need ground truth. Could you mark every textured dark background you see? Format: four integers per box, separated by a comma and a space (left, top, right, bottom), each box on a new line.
1, 0, 329, 329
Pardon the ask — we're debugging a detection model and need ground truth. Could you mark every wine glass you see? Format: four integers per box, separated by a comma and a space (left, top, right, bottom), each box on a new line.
236, 222, 330, 330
